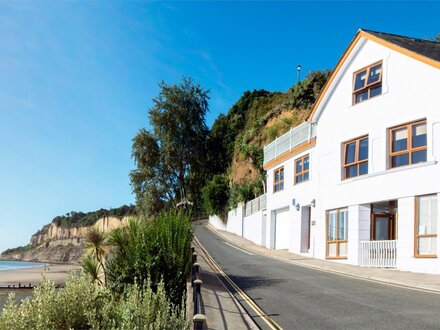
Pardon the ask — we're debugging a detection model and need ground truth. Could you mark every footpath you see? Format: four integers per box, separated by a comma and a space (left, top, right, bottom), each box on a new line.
193, 242, 257, 330
206, 223, 440, 294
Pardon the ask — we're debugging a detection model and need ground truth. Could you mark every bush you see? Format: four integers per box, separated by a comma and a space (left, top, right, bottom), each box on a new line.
202, 175, 230, 216
106, 211, 193, 306
0, 274, 189, 330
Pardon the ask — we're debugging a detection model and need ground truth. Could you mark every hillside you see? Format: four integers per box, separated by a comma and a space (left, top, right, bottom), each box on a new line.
1, 205, 135, 263
208, 70, 330, 202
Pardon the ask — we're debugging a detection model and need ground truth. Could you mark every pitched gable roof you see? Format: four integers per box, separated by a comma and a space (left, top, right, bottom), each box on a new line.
363, 29, 440, 63
308, 29, 440, 123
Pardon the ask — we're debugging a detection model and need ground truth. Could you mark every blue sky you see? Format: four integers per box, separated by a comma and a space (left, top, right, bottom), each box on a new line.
0, 1, 439, 252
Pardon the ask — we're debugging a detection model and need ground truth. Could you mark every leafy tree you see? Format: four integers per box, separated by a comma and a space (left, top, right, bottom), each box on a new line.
130, 77, 209, 214
289, 70, 332, 109
203, 175, 230, 216
436, 33, 440, 43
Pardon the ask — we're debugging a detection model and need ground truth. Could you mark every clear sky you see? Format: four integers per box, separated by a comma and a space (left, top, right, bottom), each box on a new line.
0, 1, 439, 252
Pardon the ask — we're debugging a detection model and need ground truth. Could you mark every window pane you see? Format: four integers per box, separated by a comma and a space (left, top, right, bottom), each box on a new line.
355, 91, 368, 104
367, 64, 382, 84
370, 85, 382, 98
346, 165, 358, 178
359, 138, 368, 161
303, 156, 309, 171
296, 175, 303, 184
359, 162, 368, 175
339, 242, 348, 257
417, 236, 437, 255
345, 142, 356, 164
280, 168, 284, 181
296, 160, 302, 173
411, 150, 427, 164
275, 171, 279, 182
303, 172, 309, 182
412, 123, 427, 148
338, 209, 348, 240
392, 128, 408, 152
279, 182, 284, 191
274, 184, 279, 192
328, 211, 336, 240
418, 195, 438, 235
354, 70, 367, 90
391, 154, 409, 167
328, 243, 337, 257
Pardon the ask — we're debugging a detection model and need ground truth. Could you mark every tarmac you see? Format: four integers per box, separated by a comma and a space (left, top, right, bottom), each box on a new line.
195, 222, 440, 329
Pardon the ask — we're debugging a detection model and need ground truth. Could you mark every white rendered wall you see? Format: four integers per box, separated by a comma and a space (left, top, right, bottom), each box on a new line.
243, 211, 265, 246
209, 205, 244, 237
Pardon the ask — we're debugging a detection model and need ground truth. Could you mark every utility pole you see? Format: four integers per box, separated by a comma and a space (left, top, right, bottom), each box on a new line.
297, 64, 301, 83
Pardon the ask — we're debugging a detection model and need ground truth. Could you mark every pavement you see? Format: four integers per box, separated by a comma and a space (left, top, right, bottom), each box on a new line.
206, 223, 440, 293
193, 242, 257, 330
195, 222, 440, 329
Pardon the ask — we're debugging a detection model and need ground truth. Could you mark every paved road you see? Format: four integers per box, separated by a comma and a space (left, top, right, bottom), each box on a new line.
195, 224, 440, 330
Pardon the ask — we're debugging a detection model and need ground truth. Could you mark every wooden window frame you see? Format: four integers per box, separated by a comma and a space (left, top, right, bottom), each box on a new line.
352, 61, 383, 105
273, 166, 284, 193
389, 119, 427, 169
326, 208, 348, 260
343, 135, 368, 180
294, 154, 310, 185
414, 195, 437, 258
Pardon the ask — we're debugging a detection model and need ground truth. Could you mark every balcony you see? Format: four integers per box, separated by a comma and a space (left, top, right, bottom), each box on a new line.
263, 122, 316, 167
360, 240, 397, 268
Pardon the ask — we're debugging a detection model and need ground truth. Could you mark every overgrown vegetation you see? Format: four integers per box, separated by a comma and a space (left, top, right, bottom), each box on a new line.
0, 274, 188, 330
1, 211, 193, 329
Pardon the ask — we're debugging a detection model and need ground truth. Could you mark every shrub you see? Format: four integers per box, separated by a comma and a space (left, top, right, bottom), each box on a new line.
106, 211, 193, 306
0, 274, 189, 330
202, 175, 230, 216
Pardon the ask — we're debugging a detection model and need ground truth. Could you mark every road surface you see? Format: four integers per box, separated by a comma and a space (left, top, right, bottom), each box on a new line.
195, 224, 440, 329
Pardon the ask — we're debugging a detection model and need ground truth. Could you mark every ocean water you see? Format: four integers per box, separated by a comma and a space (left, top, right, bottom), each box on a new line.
0, 260, 46, 271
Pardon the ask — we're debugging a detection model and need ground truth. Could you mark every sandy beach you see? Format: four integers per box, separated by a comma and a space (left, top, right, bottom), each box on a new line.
0, 263, 80, 287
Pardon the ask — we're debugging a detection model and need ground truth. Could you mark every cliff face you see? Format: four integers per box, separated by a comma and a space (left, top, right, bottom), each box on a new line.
2, 216, 130, 263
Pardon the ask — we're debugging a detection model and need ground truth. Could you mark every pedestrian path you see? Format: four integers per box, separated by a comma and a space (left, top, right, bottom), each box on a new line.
206, 223, 440, 294
194, 243, 257, 330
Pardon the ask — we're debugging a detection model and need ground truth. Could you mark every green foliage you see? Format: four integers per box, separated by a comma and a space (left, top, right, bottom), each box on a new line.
131, 77, 209, 215
106, 211, 193, 306
51, 205, 136, 229
0, 274, 189, 330
207, 89, 275, 175
228, 179, 264, 209
202, 175, 230, 216
288, 70, 332, 109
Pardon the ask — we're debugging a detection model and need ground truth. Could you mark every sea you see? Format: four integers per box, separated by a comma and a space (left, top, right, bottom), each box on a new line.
0, 260, 46, 271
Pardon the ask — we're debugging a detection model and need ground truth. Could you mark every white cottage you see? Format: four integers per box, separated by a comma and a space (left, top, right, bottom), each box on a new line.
262, 29, 440, 274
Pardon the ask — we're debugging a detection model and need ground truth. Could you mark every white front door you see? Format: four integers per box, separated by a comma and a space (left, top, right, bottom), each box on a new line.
275, 209, 290, 250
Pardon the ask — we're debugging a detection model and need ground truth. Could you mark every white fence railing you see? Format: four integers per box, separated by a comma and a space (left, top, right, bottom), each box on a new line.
360, 240, 397, 268
244, 194, 267, 217
263, 122, 316, 166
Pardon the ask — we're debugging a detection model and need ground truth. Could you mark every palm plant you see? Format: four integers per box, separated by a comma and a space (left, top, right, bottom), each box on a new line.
82, 227, 108, 285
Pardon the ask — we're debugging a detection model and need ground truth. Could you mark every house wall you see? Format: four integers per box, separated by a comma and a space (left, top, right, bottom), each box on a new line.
208, 205, 244, 236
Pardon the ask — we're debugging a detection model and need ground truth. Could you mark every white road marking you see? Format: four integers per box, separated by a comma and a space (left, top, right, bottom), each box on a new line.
225, 242, 254, 255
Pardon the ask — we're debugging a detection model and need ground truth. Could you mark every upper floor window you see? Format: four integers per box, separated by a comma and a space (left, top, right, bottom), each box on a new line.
295, 154, 309, 184
353, 61, 382, 104
273, 167, 284, 192
343, 136, 368, 179
415, 195, 438, 258
390, 120, 427, 168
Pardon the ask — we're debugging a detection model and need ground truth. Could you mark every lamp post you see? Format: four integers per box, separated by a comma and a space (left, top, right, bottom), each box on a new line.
297, 64, 301, 83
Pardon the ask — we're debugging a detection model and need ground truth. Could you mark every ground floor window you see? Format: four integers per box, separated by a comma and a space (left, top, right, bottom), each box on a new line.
326, 208, 348, 259
415, 195, 438, 258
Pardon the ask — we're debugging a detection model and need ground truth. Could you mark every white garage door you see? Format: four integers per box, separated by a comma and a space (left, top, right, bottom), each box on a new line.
275, 209, 290, 250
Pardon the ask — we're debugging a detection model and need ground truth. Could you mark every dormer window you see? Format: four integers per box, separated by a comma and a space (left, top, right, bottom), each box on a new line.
353, 61, 382, 104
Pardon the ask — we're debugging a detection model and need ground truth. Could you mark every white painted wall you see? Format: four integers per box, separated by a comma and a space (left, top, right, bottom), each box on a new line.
243, 210, 265, 246
208, 204, 244, 237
